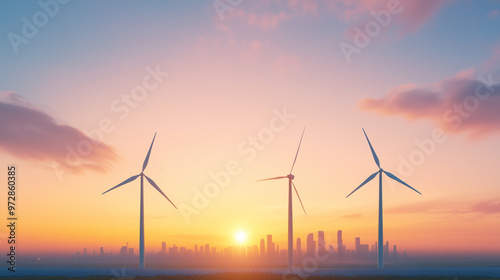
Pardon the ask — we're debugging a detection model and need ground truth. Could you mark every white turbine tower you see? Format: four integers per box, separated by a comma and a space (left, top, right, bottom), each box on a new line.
102, 132, 176, 269
258, 128, 307, 270
347, 128, 421, 268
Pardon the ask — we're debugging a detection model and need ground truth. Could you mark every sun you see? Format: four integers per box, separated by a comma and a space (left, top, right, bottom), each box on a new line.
234, 230, 248, 244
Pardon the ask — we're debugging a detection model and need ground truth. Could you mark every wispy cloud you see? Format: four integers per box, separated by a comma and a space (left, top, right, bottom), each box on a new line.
0, 92, 118, 173
335, 0, 448, 38
487, 9, 499, 20
247, 11, 294, 30
287, 0, 319, 16
214, 2, 295, 31
273, 54, 301, 74
386, 198, 500, 216
471, 199, 500, 214
343, 213, 363, 219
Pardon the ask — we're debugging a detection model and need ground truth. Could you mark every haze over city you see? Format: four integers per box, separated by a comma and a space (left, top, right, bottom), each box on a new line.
1, 0, 499, 274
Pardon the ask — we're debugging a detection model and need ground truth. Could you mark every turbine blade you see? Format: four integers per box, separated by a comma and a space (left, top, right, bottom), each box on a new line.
383, 170, 422, 195
102, 174, 140, 195
257, 176, 288, 182
144, 175, 177, 209
362, 128, 380, 169
292, 181, 307, 215
346, 171, 378, 198
290, 127, 306, 174
142, 132, 157, 172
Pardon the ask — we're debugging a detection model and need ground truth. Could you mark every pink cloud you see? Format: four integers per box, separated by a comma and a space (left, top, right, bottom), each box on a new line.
287, 0, 319, 16
386, 198, 500, 215
385, 200, 463, 215
343, 213, 363, 219
213, 0, 316, 32
273, 54, 301, 74
252, 39, 263, 51
0, 92, 118, 173
455, 67, 475, 79
340, 0, 449, 38
487, 9, 499, 20
359, 73, 500, 139
247, 11, 293, 30
214, 0, 448, 36
471, 199, 500, 214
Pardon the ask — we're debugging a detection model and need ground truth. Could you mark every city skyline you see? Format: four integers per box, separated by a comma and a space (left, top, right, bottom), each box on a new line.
66, 229, 408, 267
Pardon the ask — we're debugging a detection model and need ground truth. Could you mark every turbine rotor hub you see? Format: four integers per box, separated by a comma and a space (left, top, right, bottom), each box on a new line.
287, 174, 295, 180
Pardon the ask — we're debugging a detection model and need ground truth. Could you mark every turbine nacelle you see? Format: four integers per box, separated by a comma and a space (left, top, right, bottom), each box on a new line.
287, 174, 295, 180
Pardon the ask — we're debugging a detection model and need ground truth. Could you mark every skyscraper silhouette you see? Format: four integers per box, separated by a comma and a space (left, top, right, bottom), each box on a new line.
260, 239, 265, 259
306, 233, 315, 257
355, 237, 360, 255
318, 231, 325, 256
205, 244, 210, 258
267, 235, 275, 258
296, 237, 302, 262
337, 230, 345, 260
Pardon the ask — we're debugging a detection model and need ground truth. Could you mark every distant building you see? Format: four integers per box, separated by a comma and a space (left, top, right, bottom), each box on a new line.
328, 244, 334, 255
391, 245, 399, 260
296, 238, 302, 261
318, 231, 325, 256
120, 244, 128, 256
384, 242, 389, 257
267, 235, 275, 258
306, 233, 316, 257
205, 244, 210, 258
337, 230, 345, 260
169, 244, 178, 255
260, 239, 265, 258
162, 242, 166, 254
355, 237, 369, 258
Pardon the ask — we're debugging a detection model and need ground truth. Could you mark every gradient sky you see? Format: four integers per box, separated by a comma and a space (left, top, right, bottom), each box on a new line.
1, 0, 499, 256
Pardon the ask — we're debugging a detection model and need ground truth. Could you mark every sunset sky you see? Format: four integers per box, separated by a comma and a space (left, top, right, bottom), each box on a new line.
1, 0, 499, 257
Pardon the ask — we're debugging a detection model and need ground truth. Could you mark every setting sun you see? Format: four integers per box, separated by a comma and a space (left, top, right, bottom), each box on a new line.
234, 230, 248, 244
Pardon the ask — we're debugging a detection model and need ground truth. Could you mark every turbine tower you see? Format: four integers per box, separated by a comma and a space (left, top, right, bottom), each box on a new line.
258, 128, 307, 270
347, 128, 421, 268
102, 132, 176, 269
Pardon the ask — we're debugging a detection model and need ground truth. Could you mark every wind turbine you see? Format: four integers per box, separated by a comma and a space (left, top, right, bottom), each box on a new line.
346, 128, 421, 268
258, 128, 307, 270
102, 132, 176, 269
